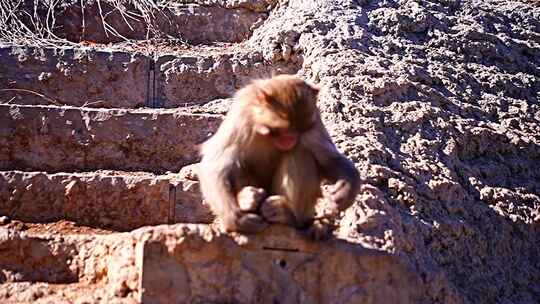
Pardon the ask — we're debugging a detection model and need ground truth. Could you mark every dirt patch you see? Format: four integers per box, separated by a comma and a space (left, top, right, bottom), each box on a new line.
1, 219, 115, 235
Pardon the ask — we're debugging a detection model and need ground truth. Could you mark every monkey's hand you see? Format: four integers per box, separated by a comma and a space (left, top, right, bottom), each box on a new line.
328, 179, 355, 211
261, 195, 293, 224
237, 186, 267, 212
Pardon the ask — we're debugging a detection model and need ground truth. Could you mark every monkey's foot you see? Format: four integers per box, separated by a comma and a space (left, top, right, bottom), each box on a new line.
302, 218, 335, 241
235, 213, 268, 233
237, 186, 267, 212
260, 195, 291, 224
221, 211, 268, 234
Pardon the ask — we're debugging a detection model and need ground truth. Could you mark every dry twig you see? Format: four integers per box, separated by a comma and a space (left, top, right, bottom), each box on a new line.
0, 0, 170, 46
1, 88, 62, 106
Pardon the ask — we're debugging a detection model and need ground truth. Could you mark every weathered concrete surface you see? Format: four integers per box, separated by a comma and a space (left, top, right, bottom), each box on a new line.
137, 224, 420, 303
0, 282, 137, 304
0, 45, 149, 108
0, 228, 135, 287
0, 104, 221, 172
0, 45, 298, 108
6, 0, 269, 44
0, 170, 213, 231
0, 224, 419, 304
155, 50, 298, 107
0, 228, 139, 303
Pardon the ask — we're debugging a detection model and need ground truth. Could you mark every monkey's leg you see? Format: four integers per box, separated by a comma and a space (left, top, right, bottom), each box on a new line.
303, 218, 335, 241
272, 147, 335, 240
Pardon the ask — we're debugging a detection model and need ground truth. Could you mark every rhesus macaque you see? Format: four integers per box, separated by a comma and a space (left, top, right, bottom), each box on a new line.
198, 75, 360, 237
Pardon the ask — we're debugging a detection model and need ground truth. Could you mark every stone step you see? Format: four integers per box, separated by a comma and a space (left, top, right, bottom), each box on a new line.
0, 224, 421, 303
6, 0, 272, 45
0, 228, 126, 284
0, 45, 149, 108
0, 169, 211, 232
0, 282, 134, 304
0, 44, 297, 108
137, 225, 421, 303
152, 48, 297, 107
0, 104, 221, 173
0, 227, 137, 303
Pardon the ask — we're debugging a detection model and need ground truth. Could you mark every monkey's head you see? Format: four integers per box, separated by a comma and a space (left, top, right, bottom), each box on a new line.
239, 75, 320, 151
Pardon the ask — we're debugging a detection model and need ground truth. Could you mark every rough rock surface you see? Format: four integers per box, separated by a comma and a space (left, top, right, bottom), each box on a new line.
154, 49, 298, 106
0, 104, 221, 172
137, 224, 420, 303
7, 0, 269, 44
0, 44, 297, 107
0, 45, 150, 107
0, 0, 539, 303
0, 171, 213, 231
0, 224, 420, 303
0, 227, 139, 303
248, 0, 539, 302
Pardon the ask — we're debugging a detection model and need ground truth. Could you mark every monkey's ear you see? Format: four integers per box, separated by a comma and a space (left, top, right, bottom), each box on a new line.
253, 84, 273, 105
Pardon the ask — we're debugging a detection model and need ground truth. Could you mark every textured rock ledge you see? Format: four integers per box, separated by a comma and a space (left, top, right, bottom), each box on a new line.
0, 170, 212, 231
0, 224, 421, 303
0, 45, 149, 108
0, 104, 221, 173
4, 0, 266, 45
135, 224, 421, 304
0, 45, 297, 108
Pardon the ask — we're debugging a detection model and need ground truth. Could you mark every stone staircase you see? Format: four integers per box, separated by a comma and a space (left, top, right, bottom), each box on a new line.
0, 1, 419, 303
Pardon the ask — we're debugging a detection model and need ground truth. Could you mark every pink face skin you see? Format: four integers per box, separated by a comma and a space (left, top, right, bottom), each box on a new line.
255, 125, 298, 151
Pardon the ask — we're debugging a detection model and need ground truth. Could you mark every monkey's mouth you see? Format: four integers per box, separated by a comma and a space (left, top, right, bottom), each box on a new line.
273, 132, 298, 151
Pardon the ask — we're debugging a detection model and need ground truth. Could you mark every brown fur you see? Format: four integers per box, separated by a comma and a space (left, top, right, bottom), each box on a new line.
198, 75, 360, 236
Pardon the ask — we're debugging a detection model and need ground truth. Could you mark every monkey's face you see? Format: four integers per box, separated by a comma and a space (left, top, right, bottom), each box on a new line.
255, 123, 299, 151
250, 75, 320, 151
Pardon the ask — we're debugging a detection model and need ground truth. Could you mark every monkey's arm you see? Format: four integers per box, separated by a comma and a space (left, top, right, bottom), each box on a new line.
198, 151, 267, 233
301, 121, 361, 211
198, 159, 238, 219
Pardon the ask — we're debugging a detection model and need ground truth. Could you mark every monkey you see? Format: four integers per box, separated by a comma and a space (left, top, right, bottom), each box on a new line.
198, 74, 360, 236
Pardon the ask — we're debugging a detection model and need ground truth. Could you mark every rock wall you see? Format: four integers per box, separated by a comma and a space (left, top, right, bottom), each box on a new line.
0, 0, 538, 302
251, 0, 540, 302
